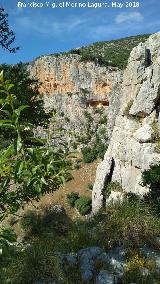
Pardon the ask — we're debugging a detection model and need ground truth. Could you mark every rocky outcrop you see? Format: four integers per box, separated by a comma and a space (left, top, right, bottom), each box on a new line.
53, 244, 160, 283
92, 33, 160, 213
29, 54, 123, 150
29, 54, 122, 132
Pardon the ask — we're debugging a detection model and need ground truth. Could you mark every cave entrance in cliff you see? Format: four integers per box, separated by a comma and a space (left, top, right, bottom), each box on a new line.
86, 100, 109, 108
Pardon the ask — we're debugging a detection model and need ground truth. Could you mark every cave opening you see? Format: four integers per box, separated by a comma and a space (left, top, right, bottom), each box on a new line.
86, 100, 109, 108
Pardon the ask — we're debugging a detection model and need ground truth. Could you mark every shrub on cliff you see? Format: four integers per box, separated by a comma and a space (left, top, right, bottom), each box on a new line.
75, 196, 92, 215
142, 165, 160, 191
96, 142, 108, 159
142, 165, 160, 214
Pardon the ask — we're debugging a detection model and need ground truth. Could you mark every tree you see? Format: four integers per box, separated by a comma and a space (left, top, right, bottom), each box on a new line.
0, 63, 51, 127
0, 63, 51, 148
0, 8, 19, 53
0, 71, 72, 221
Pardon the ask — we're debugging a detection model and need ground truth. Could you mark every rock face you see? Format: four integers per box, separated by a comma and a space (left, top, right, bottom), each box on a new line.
29, 54, 122, 134
59, 246, 126, 283
92, 33, 160, 213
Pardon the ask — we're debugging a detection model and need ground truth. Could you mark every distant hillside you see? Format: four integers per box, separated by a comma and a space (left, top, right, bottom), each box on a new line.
72, 34, 151, 69
51, 34, 150, 70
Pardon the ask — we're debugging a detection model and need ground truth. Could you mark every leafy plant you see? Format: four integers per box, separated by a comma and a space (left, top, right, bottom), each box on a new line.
82, 142, 108, 163
142, 165, 160, 214
82, 146, 98, 163
142, 165, 160, 192
75, 196, 92, 215
20, 210, 39, 233
0, 227, 17, 255
67, 192, 80, 208
99, 115, 108, 124
96, 142, 108, 159
0, 63, 51, 128
0, 71, 71, 221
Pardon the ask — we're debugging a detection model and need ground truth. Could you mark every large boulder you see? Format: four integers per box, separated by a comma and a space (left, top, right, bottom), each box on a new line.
78, 247, 103, 283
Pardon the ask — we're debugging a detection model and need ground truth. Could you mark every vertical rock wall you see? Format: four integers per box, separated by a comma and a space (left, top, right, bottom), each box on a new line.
92, 33, 160, 213
29, 54, 122, 130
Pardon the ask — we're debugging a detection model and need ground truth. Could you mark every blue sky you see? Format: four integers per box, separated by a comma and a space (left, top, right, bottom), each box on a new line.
0, 0, 159, 64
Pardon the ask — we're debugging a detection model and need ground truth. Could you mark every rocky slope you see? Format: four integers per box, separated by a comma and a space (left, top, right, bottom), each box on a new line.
92, 33, 160, 213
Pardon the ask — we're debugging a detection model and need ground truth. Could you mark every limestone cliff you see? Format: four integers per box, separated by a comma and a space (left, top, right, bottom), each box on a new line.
29, 54, 123, 151
92, 33, 160, 213
30, 54, 122, 129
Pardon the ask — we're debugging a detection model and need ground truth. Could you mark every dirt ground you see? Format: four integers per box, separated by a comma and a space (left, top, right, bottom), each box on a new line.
36, 160, 99, 219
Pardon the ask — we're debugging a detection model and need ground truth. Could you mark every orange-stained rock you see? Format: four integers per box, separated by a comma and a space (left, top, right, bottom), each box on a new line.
30, 54, 116, 99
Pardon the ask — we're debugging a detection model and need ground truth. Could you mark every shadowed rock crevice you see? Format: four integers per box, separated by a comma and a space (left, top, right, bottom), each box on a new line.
102, 158, 115, 207
145, 48, 152, 68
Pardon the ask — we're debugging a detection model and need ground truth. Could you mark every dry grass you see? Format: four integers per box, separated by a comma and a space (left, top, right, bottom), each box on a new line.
35, 159, 98, 219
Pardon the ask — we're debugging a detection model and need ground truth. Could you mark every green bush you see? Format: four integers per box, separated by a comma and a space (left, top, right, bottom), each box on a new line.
82, 143, 108, 163
96, 143, 108, 159
120, 249, 158, 284
82, 147, 98, 163
75, 196, 92, 215
67, 192, 80, 208
142, 165, 160, 191
72, 142, 78, 150
20, 210, 40, 233
142, 165, 160, 214
99, 115, 108, 124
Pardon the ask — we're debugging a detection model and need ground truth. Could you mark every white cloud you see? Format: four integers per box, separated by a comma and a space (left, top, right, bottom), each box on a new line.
15, 15, 86, 36
115, 12, 144, 24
